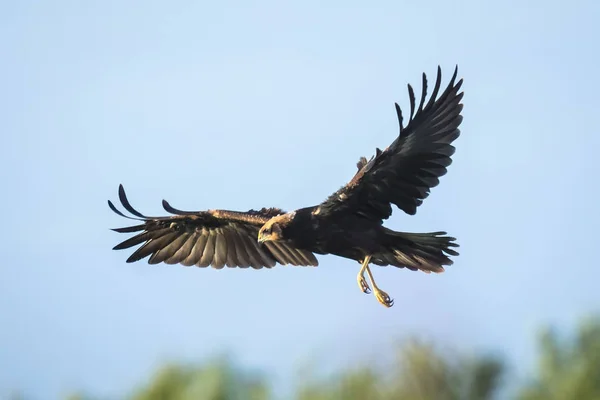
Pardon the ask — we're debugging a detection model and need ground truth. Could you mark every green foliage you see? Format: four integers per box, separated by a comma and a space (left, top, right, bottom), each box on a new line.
296, 366, 386, 400
14, 314, 599, 400
294, 340, 504, 400
129, 357, 269, 400
517, 316, 600, 400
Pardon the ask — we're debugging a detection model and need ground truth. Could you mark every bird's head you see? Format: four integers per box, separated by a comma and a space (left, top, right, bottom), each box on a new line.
257, 212, 295, 243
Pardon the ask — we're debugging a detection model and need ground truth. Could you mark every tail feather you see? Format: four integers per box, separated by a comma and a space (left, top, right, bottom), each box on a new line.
372, 229, 459, 273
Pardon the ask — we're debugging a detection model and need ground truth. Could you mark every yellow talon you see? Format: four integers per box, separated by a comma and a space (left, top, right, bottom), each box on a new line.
357, 256, 372, 294
357, 273, 371, 294
373, 287, 394, 308
365, 258, 394, 308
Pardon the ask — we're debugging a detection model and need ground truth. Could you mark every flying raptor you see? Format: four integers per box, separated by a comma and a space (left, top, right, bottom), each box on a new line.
109, 66, 463, 308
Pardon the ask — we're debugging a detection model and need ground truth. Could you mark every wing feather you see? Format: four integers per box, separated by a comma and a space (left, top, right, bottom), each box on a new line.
224, 229, 240, 268
118, 184, 150, 219
212, 228, 227, 269
164, 232, 195, 265
240, 230, 276, 269
264, 242, 290, 265
112, 229, 167, 251
128, 231, 179, 263
180, 231, 203, 266
292, 247, 319, 266
111, 224, 146, 233
109, 185, 318, 269
316, 66, 464, 221
277, 243, 304, 266
198, 230, 215, 267
229, 231, 250, 268
148, 232, 191, 265
288, 247, 313, 265
299, 249, 319, 266
235, 230, 260, 268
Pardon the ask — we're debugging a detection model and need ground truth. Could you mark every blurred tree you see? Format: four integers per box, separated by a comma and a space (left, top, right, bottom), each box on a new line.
295, 340, 504, 400
517, 316, 600, 400
388, 340, 504, 400
128, 356, 269, 400
7, 391, 28, 400
41, 314, 599, 400
296, 366, 386, 400
63, 394, 94, 400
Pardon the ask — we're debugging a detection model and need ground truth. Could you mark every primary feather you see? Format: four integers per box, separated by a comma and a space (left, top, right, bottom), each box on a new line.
109, 185, 318, 269
316, 65, 463, 221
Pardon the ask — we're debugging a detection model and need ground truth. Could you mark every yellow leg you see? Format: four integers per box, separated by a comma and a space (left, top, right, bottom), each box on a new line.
365, 262, 394, 308
357, 256, 372, 294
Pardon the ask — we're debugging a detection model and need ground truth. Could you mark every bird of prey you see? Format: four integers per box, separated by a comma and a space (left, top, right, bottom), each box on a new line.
109, 66, 463, 308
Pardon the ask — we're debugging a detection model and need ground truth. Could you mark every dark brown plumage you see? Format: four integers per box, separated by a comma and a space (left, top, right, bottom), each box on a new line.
109, 65, 464, 308
109, 187, 318, 269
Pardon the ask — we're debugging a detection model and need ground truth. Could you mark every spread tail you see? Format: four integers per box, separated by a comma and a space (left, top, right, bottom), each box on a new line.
372, 229, 459, 273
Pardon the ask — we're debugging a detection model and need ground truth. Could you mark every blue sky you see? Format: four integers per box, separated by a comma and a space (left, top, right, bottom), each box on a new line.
1, 0, 599, 398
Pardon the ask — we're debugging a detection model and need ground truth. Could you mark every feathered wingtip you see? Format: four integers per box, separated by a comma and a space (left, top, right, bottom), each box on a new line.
395, 65, 461, 134
108, 184, 198, 227
107, 185, 150, 237
107, 184, 191, 253
107, 184, 149, 222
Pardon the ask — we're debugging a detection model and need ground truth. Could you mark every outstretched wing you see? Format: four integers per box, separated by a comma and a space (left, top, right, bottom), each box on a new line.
316, 65, 464, 221
109, 185, 319, 269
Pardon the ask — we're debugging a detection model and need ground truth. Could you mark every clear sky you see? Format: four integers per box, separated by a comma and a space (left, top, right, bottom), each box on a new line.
1, 0, 599, 398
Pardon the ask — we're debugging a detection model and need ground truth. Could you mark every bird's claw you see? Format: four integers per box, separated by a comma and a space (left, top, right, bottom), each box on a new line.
374, 288, 394, 308
357, 275, 371, 294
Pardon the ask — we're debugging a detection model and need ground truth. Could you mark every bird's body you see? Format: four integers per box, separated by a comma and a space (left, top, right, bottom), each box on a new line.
109, 66, 464, 308
270, 207, 382, 259
262, 207, 455, 271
